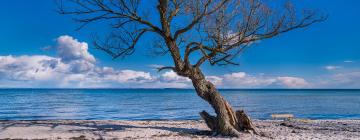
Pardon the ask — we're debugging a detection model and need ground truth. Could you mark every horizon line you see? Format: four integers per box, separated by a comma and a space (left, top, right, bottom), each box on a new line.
0, 88, 359, 90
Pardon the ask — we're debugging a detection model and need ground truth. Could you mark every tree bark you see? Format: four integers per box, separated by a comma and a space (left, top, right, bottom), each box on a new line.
166, 34, 258, 137
188, 68, 258, 137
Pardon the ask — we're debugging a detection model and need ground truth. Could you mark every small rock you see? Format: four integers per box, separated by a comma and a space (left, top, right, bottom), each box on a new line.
280, 122, 295, 127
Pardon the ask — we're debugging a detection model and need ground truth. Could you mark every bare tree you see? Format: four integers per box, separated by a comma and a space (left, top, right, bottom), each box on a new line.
58, 0, 326, 137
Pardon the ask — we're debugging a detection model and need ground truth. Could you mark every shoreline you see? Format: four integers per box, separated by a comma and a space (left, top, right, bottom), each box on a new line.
1, 119, 359, 139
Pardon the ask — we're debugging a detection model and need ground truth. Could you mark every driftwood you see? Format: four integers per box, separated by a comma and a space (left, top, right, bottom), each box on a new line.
271, 114, 294, 120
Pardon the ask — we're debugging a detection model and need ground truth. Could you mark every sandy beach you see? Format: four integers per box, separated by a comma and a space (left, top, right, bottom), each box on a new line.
0, 119, 359, 139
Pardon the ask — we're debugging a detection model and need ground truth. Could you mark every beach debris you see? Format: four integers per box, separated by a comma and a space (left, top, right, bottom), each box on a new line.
271, 114, 294, 120
70, 135, 87, 140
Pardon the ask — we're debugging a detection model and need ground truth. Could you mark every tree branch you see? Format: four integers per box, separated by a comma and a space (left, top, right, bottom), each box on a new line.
173, 0, 229, 40
58, 0, 163, 35
157, 66, 176, 72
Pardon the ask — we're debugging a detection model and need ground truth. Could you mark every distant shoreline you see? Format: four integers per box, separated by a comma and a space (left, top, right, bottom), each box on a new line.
1, 119, 359, 139
1, 118, 360, 121
0, 88, 359, 90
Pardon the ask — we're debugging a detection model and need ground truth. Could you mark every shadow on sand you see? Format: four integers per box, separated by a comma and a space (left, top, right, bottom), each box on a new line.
0, 120, 212, 139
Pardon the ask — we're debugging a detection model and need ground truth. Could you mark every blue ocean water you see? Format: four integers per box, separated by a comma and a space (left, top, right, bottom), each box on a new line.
0, 89, 359, 120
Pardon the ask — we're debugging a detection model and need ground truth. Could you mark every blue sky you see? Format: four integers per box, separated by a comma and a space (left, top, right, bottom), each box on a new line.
0, 0, 359, 88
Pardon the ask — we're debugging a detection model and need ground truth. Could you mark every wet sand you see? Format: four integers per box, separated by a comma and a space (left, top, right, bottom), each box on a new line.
0, 119, 359, 139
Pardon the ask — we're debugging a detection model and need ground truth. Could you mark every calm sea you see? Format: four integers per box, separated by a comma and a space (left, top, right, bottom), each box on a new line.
0, 89, 359, 120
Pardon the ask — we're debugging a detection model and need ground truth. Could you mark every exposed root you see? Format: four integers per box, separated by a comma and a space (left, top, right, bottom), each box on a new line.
236, 110, 259, 135
200, 110, 259, 137
200, 111, 218, 131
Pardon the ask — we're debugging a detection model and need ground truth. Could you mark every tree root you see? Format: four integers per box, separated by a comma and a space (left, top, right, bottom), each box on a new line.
200, 110, 259, 137
200, 111, 218, 131
236, 110, 259, 135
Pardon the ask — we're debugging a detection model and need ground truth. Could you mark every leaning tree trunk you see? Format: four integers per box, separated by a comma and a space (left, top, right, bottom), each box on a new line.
189, 68, 258, 137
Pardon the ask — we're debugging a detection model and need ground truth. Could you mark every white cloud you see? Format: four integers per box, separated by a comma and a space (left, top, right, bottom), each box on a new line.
148, 64, 164, 69
332, 72, 360, 87
3, 35, 358, 89
221, 72, 277, 88
315, 71, 360, 88
224, 72, 246, 79
57, 35, 95, 63
325, 65, 341, 70
205, 72, 310, 89
160, 71, 190, 83
0, 55, 64, 81
344, 60, 353, 63
56, 35, 96, 73
277, 77, 309, 88
0, 35, 158, 88
0, 35, 195, 88
111, 70, 154, 83
153, 71, 310, 89
206, 76, 223, 86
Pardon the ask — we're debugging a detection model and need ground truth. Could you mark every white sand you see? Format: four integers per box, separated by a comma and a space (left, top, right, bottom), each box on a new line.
0, 119, 359, 139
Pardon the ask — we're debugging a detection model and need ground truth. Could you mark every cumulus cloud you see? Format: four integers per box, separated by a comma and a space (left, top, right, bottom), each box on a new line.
160, 71, 190, 84
0, 55, 157, 88
3, 35, 357, 89
0, 35, 158, 88
0, 35, 195, 88
108, 70, 154, 83
202, 72, 309, 88
56, 35, 96, 73
0, 55, 62, 81
277, 77, 309, 88
221, 72, 277, 88
57, 35, 95, 63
